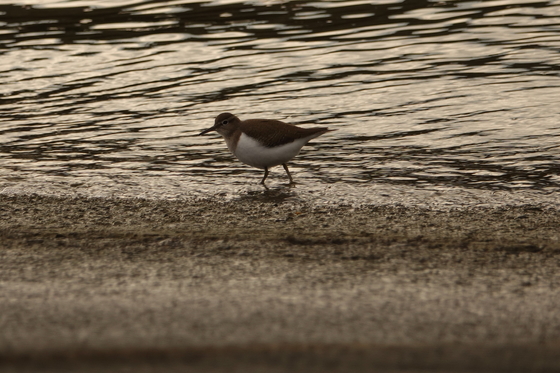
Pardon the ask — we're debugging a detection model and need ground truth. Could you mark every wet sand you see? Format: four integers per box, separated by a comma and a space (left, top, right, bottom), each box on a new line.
1, 193, 560, 372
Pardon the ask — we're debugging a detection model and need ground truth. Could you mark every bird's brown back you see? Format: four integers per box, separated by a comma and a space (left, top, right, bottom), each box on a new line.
240, 119, 331, 148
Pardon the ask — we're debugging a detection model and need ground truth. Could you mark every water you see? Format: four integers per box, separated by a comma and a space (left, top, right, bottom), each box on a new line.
1, 0, 559, 206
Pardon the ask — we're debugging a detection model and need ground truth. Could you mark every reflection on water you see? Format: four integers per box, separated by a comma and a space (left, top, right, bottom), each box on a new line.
0, 0, 559, 201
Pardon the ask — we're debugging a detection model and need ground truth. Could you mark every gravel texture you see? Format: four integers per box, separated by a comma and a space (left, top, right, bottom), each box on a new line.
1, 194, 560, 372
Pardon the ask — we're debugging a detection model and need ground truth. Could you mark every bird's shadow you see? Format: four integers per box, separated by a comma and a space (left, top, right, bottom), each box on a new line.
234, 184, 299, 204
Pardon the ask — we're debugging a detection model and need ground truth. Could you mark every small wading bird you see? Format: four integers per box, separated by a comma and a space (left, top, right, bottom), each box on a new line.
199, 112, 334, 186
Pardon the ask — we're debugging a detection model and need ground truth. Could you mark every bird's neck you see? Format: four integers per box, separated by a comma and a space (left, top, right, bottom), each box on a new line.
222, 128, 242, 152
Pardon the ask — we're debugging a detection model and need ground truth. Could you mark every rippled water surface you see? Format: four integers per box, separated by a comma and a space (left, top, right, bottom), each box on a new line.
1, 0, 559, 204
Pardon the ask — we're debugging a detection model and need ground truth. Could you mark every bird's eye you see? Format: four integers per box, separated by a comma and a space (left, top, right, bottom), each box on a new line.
221, 120, 228, 125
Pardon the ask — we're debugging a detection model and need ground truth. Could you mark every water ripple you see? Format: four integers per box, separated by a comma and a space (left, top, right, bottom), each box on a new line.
0, 0, 559, 198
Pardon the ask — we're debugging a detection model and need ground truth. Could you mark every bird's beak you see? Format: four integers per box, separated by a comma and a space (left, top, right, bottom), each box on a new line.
198, 125, 217, 136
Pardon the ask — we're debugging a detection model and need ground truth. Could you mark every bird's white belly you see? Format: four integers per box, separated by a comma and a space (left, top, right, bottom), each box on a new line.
233, 133, 306, 169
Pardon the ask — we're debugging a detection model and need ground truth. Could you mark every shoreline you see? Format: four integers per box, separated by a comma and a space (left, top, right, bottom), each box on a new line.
1, 194, 560, 371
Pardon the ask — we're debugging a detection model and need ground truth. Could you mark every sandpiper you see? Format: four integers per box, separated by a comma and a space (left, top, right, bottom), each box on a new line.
199, 113, 333, 186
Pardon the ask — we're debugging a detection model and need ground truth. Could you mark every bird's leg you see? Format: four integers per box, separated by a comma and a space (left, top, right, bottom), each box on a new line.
282, 163, 295, 186
260, 166, 269, 186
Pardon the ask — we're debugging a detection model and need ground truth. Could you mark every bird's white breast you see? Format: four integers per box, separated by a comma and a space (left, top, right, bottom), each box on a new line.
233, 133, 308, 169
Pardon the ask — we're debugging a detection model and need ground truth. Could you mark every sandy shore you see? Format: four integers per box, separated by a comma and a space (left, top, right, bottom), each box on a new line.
1, 193, 560, 372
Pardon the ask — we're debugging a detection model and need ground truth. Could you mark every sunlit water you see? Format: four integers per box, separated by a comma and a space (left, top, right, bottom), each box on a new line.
1, 0, 559, 206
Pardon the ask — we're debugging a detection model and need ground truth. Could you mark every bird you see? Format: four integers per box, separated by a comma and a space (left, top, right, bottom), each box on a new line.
198, 112, 334, 186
